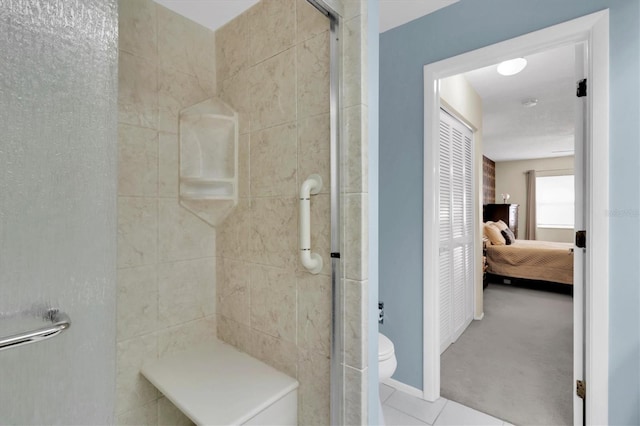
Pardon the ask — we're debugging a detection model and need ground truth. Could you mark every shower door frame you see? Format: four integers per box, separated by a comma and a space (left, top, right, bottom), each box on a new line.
305, 0, 344, 424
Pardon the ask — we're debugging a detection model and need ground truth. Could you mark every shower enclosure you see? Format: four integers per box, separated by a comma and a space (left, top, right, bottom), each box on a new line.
0, 0, 370, 424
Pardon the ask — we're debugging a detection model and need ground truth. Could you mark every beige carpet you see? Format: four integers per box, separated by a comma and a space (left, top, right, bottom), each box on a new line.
440, 283, 573, 426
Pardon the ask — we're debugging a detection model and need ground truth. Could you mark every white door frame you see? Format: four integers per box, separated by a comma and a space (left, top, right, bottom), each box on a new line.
422, 10, 609, 425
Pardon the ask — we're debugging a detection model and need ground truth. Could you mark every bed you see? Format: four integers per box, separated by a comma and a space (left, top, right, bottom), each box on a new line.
485, 239, 574, 286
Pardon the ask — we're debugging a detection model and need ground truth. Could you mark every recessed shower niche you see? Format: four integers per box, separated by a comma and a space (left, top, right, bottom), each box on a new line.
179, 97, 238, 226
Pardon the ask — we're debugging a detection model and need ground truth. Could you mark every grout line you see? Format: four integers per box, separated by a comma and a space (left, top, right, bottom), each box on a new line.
382, 403, 429, 426
431, 399, 448, 425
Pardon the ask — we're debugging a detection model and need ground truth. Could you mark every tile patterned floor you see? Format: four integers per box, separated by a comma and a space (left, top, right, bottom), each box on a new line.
380, 384, 513, 426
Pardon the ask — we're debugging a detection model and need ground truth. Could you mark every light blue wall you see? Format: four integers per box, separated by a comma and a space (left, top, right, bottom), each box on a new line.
366, 0, 380, 424
379, 1, 640, 424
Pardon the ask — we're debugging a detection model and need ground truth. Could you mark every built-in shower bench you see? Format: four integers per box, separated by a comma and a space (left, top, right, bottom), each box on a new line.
141, 338, 299, 425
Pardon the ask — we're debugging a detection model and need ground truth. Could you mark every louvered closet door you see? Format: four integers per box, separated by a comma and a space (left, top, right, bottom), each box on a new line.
439, 109, 474, 354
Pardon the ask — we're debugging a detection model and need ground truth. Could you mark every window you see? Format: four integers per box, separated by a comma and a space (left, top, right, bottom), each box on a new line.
536, 175, 574, 228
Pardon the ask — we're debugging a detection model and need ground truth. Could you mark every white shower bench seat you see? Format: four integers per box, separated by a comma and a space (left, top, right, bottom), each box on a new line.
141, 338, 299, 425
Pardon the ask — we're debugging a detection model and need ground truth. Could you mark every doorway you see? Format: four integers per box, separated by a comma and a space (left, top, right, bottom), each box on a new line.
440, 43, 578, 422
422, 10, 610, 425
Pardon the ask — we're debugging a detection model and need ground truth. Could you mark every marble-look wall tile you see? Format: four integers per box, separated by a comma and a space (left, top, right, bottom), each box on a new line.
296, 0, 329, 43
210, 3, 359, 425
116, 335, 159, 414
343, 104, 368, 193
343, 0, 366, 20
215, 12, 249, 84
251, 330, 298, 379
157, 5, 216, 76
345, 279, 368, 369
118, 124, 158, 197
343, 15, 367, 108
217, 198, 251, 261
158, 258, 215, 326
117, 265, 158, 342
238, 133, 250, 198
158, 67, 214, 134
307, 193, 331, 276
298, 349, 330, 425
217, 314, 252, 355
117, 6, 220, 423
216, 257, 251, 326
297, 31, 330, 119
158, 132, 178, 197
297, 272, 331, 357
158, 316, 217, 358
250, 197, 297, 270
118, 197, 158, 268
345, 365, 368, 426
219, 69, 251, 135
344, 193, 368, 280
192, 67, 217, 97
250, 123, 297, 197
298, 112, 331, 194
118, 0, 157, 60
119, 52, 158, 129
250, 264, 296, 343
158, 397, 195, 426
158, 199, 215, 262
297, 113, 330, 195
249, 48, 296, 131
117, 400, 158, 426
248, 0, 295, 65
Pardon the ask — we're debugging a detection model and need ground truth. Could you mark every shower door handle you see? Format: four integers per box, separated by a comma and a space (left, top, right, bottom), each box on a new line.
300, 174, 323, 274
0, 309, 71, 352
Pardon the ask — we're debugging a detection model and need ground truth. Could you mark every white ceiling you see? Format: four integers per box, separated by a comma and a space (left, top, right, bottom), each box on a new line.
154, 0, 457, 33
463, 45, 576, 162
153, 0, 259, 31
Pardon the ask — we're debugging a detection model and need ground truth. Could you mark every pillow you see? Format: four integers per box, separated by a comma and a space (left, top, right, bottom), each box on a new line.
501, 229, 514, 245
494, 220, 509, 231
503, 226, 516, 242
484, 223, 506, 245
482, 221, 494, 238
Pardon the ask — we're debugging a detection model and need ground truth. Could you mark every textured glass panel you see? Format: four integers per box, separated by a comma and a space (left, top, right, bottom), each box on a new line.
0, 0, 117, 424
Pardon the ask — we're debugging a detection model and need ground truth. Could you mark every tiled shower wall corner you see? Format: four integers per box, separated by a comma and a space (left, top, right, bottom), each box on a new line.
342, 1, 370, 424
214, 1, 332, 424
116, 0, 217, 423
214, 0, 370, 424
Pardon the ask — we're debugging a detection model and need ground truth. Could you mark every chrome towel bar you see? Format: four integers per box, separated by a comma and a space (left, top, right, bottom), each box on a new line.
0, 309, 71, 352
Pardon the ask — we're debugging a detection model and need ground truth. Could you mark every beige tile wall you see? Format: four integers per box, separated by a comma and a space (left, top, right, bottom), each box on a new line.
116, 0, 217, 424
341, 1, 370, 423
214, 1, 333, 424
215, 0, 370, 424
117, 0, 369, 423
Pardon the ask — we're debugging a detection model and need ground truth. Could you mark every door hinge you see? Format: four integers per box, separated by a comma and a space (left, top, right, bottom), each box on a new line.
577, 79, 587, 97
576, 380, 586, 399
576, 230, 586, 248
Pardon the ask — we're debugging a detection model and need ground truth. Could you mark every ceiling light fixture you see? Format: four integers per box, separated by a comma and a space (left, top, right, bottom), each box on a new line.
497, 58, 527, 76
522, 98, 538, 108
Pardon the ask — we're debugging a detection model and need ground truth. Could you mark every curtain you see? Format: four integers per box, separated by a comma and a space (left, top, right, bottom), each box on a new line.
525, 170, 536, 240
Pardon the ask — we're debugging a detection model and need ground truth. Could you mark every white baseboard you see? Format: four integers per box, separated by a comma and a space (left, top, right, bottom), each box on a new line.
474, 312, 484, 320
381, 378, 424, 398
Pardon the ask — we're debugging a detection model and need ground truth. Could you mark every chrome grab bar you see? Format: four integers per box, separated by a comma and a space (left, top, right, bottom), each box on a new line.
0, 309, 71, 352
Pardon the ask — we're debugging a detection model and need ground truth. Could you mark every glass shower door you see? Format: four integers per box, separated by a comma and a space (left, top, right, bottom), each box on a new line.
0, 1, 118, 424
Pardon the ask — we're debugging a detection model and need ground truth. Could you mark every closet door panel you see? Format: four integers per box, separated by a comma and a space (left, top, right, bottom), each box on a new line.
439, 109, 474, 352
438, 116, 452, 351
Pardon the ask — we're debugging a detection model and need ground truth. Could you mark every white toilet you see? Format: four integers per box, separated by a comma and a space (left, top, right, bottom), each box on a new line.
378, 333, 397, 424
